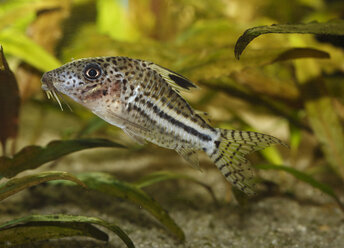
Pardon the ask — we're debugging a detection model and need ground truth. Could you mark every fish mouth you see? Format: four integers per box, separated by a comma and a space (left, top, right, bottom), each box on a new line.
41, 72, 72, 111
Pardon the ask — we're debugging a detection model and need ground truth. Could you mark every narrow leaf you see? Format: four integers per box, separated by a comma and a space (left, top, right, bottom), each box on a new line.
289, 124, 302, 153
0, 0, 62, 30
0, 214, 134, 248
0, 171, 86, 202
271, 48, 330, 63
260, 147, 283, 165
256, 164, 344, 212
0, 29, 61, 72
0, 138, 125, 178
235, 20, 344, 59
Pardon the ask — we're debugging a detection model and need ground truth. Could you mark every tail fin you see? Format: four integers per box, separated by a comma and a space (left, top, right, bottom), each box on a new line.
207, 129, 287, 195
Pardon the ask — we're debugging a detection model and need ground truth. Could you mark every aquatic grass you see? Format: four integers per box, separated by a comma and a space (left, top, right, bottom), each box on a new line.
0, 138, 125, 179
256, 164, 344, 212
0, 214, 134, 247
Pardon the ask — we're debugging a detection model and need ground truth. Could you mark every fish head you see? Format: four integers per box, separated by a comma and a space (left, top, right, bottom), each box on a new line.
41, 57, 122, 109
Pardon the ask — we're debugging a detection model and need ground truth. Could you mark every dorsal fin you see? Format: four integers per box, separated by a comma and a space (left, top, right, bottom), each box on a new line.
195, 110, 212, 124
148, 63, 198, 91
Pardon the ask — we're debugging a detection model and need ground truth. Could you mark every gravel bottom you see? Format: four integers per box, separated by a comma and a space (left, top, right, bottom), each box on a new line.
1, 167, 343, 248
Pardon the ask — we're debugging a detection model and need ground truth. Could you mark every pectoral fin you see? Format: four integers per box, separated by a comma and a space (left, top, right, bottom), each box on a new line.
123, 128, 146, 145
104, 109, 149, 145
176, 147, 201, 171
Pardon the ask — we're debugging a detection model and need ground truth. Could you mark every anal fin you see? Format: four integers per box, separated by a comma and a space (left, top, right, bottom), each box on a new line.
176, 147, 201, 171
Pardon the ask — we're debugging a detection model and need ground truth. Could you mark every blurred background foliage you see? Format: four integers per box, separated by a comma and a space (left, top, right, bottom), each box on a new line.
1, 0, 344, 219
1, 0, 344, 245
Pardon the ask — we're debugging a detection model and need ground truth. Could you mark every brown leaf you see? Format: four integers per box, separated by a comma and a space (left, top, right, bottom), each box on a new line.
0, 46, 20, 155
300, 78, 344, 178
271, 48, 330, 63
231, 68, 300, 105
16, 0, 71, 100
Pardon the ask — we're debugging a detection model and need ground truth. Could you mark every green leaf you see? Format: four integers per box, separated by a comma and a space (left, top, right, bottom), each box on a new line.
134, 171, 218, 205
0, 0, 61, 31
0, 138, 125, 178
256, 164, 344, 212
289, 124, 302, 153
235, 20, 344, 59
0, 171, 86, 202
96, 0, 139, 41
260, 147, 283, 165
0, 214, 134, 248
0, 28, 61, 71
54, 172, 185, 241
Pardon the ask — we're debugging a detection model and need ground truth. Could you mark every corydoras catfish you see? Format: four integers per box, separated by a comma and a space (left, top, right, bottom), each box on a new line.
41, 56, 287, 195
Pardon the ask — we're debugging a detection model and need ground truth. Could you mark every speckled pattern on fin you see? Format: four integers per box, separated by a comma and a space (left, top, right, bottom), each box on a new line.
208, 129, 287, 195
176, 147, 201, 171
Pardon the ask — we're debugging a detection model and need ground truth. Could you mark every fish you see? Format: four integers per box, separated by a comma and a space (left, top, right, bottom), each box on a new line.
41, 56, 287, 195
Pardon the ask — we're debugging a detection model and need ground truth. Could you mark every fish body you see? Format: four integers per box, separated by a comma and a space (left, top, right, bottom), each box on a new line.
41, 56, 286, 195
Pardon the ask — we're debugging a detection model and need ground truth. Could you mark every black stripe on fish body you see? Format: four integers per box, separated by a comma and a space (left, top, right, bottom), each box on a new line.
143, 84, 217, 136
176, 100, 214, 132
153, 85, 216, 133
131, 104, 157, 126
149, 102, 212, 142
147, 94, 211, 134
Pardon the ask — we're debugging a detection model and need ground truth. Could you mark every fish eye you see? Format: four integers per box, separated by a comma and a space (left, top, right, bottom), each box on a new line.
84, 64, 102, 80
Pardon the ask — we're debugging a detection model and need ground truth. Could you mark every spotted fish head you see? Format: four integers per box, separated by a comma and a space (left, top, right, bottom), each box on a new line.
41, 57, 121, 107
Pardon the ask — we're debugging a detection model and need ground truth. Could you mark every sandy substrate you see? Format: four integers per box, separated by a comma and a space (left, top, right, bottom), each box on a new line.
1, 147, 343, 248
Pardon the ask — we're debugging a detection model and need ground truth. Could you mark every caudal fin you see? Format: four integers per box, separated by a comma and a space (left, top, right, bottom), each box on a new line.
207, 129, 287, 195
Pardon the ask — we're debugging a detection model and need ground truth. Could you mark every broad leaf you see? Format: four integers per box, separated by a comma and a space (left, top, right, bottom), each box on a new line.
0, 171, 86, 201
0, 214, 134, 248
256, 164, 344, 212
0, 138, 125, 178
300, 78, 344, 180
235, 20, 344, 59
0, 46, 20, 154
